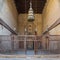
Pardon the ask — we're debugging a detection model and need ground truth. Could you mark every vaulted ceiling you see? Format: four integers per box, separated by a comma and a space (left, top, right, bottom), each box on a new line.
14, 0, 46, 14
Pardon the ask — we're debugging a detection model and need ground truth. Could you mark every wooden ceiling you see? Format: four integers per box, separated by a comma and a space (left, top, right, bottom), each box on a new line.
14, 0, 46, 14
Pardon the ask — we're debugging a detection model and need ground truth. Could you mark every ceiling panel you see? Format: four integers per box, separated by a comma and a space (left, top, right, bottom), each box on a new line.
14, 0, 46, 14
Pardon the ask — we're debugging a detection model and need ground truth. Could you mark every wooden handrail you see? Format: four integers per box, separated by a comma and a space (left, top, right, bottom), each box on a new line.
43, 18, 60, 34
0, 19, 17, 35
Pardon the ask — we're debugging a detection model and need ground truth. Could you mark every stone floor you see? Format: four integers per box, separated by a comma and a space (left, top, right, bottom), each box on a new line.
0, 54, 60, 60
0, 50, 57, 55
0, 50, 60, 60
0, 58, 60, 60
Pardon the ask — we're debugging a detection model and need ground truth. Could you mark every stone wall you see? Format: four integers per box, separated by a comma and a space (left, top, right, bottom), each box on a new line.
18, 14, 42, 35
0, 0, 18, 35
42, 0, 60, 35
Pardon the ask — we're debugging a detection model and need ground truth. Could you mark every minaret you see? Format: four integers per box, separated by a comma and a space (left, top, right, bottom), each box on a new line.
28, 1, 35, 22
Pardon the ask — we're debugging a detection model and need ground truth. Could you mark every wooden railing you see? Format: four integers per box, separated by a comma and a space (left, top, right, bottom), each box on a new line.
0, 35, 60, 54
0, 35, 41, 53
0, 19, 17, 35
48, 35, 60, 52
43, 18, 60, 34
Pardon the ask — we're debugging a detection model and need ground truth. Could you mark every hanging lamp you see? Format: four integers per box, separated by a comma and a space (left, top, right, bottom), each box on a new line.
28, 1, 35, 22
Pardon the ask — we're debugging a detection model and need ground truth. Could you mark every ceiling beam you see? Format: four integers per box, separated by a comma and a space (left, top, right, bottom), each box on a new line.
14, 0, 46, 14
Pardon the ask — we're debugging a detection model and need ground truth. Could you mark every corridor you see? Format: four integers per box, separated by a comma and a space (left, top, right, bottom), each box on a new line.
0, 0, 60, 59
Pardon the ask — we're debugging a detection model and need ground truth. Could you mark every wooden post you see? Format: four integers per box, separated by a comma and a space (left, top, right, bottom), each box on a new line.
46, 37, 49, 50
11, 35, 14, 52
24, 35, 26, 54
34, 35, 38, 54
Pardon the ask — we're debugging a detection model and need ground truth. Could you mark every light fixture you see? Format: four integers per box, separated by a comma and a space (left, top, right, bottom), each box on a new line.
14, 28, 16, 31
28, 1, 35, 22
35, 28, 37, 32
25, 28, 27, 32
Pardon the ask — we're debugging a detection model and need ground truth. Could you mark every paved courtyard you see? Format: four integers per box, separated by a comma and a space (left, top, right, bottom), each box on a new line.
0, 55, 60, 60
0, 50, 59, 55
0, 58, 60, 60
0, 50, 60, 60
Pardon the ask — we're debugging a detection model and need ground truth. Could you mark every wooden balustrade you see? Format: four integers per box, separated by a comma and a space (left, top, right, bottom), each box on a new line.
0, 35, 41, 53
0, 35, 60, 54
